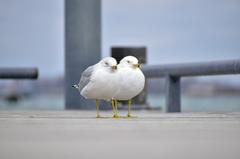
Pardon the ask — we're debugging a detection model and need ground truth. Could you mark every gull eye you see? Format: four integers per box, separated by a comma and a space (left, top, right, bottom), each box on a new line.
105, 62, 108, 65
127, 60, 130, 63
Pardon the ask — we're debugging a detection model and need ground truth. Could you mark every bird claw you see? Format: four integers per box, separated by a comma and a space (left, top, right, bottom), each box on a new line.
113, 114, 119, 118
126, 114, 137, 118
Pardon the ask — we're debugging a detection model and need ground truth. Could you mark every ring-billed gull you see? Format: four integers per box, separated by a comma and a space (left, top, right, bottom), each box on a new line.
113, 56, 145, 117
73, 57, 118, 118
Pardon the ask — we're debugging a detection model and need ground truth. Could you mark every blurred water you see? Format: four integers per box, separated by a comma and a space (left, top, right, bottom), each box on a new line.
0, 94, 240, 112
0, 94, 64, 110
148, 94, 240, 112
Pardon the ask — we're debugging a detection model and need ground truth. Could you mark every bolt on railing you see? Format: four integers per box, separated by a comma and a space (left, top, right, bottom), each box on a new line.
142, 59, 240, 112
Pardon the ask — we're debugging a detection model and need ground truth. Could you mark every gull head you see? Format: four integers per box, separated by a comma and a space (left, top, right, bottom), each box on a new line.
120, 56, 140, 69
99, 57, 118, 71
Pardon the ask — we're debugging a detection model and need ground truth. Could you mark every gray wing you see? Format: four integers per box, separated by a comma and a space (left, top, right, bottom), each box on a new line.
78, 65, 95, 91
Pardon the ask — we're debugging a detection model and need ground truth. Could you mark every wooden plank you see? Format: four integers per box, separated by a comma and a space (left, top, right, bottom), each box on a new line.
0, 111, 240, 159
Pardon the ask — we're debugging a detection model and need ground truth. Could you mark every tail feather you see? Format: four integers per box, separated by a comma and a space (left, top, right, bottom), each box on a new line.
72, 84, 79, 89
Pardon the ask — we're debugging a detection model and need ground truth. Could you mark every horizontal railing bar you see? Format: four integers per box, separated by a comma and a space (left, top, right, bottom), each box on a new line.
0, 68, 38, 79
142, 59, 240, 78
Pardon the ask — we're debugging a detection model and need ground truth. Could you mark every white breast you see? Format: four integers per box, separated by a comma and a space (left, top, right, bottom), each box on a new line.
81, 67, 118, 100
113, 67, 145, 101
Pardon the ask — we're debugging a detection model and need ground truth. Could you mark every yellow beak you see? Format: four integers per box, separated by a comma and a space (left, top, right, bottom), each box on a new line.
133, 63, 141, 68
111, 65, 117, 70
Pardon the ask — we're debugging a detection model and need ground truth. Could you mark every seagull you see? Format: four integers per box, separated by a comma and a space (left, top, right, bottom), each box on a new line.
113, 56, 145, 117
73, 57, 118, 118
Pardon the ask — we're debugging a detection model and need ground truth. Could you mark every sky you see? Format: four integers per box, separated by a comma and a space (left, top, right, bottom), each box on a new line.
0, 0, 63, 78
0, 0, 240, 82
102, 0, 240, 63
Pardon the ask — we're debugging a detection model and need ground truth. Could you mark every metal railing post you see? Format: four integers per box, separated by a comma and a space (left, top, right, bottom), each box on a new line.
65, 0, 102, 109
166, 76, 181, 112
142, 59, 240, 112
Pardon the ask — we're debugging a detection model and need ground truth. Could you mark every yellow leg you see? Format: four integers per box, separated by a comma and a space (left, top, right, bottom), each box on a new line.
127, 99, 132, 117
114, 99, 120, 117
111, 99, 117, 118
96, 99, 100, 118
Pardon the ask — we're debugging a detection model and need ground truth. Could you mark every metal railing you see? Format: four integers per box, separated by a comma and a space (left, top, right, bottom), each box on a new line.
142, 59, 240, 112
0, 68, 38, 79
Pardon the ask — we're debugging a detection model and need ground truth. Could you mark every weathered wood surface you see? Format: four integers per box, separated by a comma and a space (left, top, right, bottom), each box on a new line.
0, 110, 240, 159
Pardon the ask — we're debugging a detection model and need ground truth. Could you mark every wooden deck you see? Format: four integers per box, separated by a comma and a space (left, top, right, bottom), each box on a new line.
0, 110, 240, 159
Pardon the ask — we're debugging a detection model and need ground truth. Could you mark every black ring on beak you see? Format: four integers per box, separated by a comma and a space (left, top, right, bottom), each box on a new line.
133, 63, 141, 68
112, 65, 117, 70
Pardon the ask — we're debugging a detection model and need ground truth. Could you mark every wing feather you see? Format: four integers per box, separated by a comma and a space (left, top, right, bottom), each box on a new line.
78, 65, 95, 91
